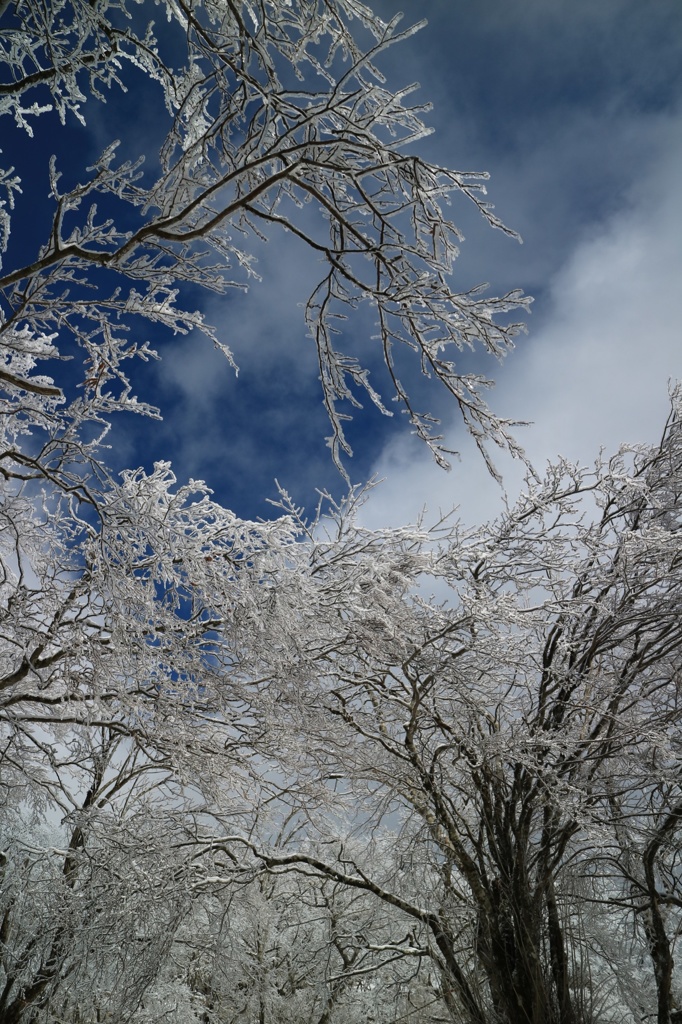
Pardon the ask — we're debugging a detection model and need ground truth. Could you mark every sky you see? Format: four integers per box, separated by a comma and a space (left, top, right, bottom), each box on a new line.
4, 0, 682, 527
359, 0, 682, 528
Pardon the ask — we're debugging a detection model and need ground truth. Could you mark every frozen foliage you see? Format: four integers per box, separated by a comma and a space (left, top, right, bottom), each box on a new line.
1, 2, 681, 1023
1, 0, 531, 480
1, 392, 682, 1022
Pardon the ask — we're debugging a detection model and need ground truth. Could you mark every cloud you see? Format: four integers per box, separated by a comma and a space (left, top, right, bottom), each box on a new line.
147, 108, 682, 521
132, 225, 341, 513
361, 117, 682, 530
92, 1, 682, 522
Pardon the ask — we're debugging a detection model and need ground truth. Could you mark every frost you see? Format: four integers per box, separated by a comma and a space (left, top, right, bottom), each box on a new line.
1, 3, 678, 1021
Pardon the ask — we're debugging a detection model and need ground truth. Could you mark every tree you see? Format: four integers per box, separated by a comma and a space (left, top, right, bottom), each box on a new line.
1, 6, 532, 1012
1, 0, 529, 495
1, 390, 681, 1021
192, 394, 682, 1024
1, 5, 530, 1013
2, 3, 681, 1024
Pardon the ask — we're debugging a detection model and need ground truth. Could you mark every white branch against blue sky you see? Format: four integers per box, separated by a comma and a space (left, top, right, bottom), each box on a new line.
2, 0, 681, 520
361, 0, 682, 527
2, 6, 682, 1020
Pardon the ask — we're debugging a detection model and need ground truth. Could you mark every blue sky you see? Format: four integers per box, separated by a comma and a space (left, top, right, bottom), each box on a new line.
4, 0, 681, 524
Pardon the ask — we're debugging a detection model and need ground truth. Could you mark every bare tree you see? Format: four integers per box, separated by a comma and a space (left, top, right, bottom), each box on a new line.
1, 6, 532, 1013
1, 0, 530, 495
195, 391, 682, 1024
2, 387, 680, 1021
3, 3, 680, 1023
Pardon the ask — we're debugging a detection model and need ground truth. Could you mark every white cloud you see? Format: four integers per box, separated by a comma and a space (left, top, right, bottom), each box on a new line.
362, 119, 682, 530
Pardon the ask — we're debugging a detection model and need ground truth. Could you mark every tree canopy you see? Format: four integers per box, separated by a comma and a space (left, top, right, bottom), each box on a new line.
1, 2, 681, 1023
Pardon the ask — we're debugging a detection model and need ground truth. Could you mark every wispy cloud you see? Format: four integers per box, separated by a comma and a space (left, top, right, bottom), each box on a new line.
90, 1, 682, 522
362, 118, 682, 530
